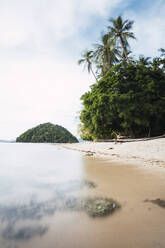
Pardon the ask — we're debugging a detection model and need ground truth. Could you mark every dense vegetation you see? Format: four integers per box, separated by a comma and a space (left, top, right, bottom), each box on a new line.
16, 123, 78, 143
78, 16, 165, 140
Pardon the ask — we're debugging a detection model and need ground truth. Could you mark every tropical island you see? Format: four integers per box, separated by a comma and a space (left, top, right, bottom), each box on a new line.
78, 16, 165, 141
1, 5, 165, 248
61, 15, 165, 169
16, 123, 78, 143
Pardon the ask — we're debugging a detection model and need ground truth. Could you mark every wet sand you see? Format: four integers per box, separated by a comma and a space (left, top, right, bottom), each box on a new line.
23, 158, 165, 248
1, 143, 165, 248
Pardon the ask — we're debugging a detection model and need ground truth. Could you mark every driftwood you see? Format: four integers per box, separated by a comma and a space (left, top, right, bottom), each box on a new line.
95, 134, 165, 143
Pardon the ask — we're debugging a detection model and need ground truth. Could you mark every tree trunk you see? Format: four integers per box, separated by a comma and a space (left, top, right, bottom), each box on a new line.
148, 127, 151, 137
91, 66, 98, 82
119, 35, 128, 62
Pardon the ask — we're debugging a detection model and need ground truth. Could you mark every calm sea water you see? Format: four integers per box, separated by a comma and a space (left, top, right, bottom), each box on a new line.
0, 143, 165, 248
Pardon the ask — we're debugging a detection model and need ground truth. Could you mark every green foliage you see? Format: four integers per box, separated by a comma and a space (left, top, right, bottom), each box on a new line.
78, 15, 165, 139
16, 123, 78, 143
78, 124, 93, 141
80, 61, 165, 138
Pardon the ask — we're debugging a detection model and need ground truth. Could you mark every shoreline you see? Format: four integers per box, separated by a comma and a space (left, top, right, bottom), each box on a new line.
60, 138, 165, 169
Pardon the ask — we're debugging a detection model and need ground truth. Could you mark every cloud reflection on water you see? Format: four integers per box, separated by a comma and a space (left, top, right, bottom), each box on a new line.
3, 225, 48, 241
0, 180, 96, 246
0, 180, 96, 224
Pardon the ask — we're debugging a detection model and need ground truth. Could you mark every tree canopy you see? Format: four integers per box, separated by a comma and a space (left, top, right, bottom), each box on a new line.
16, 123, 78, 143
80, 60, 165, 139
78, 15, 165, 140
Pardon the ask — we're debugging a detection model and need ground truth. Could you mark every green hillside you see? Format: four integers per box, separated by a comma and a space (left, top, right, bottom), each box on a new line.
16, 123, 78, 143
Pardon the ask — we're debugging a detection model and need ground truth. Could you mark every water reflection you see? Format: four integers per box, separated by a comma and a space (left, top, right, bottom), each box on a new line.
0, 180, 96, 223
0, 199, 55, 223
0, 144, 120, 248
0, 179, 98, 247
0, 143, 89, 247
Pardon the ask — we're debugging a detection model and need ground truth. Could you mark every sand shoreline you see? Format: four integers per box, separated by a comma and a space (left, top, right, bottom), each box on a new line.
60, 138, 165, 169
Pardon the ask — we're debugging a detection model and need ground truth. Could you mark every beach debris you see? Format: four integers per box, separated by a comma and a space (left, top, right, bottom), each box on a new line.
85, 151, 95, 156
145, 198, 165, 208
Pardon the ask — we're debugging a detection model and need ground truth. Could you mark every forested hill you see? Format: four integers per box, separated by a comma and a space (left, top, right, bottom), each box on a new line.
16, 123, 78, 143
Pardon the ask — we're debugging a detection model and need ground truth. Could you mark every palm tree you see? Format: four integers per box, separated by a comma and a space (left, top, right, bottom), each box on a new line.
108, 16, 136, 61
120, 50, 134, 64
78, 50, 97, 81
93, 33, 120, 77
138, 55, 151, 66
159, 48, 165, 57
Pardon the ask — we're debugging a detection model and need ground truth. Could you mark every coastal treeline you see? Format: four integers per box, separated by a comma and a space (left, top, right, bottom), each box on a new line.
16, 123, 78, 143
78, 16, 165, 140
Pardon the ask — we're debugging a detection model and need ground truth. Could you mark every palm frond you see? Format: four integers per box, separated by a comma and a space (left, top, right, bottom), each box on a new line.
124, 20, 134, 31
78, 59, 85, 65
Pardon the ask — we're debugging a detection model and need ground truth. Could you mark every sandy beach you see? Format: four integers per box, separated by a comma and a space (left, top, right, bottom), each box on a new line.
60, 138, 165, 168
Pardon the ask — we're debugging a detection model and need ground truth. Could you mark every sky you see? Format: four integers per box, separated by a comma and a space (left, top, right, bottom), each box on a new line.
0, 0, 164, 139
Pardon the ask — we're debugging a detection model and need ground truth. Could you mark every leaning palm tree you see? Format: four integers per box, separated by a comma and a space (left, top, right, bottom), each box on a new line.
108, 16, 136, 61
78, 50, 97, 81
93, 33, 120, 77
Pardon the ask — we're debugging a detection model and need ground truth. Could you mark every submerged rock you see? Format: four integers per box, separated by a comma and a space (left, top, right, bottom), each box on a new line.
60, 196, 119, 217
82, 197, 119, 217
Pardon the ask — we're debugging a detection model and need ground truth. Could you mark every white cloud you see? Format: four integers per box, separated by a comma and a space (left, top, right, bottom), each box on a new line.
0, 0, 127, 139
0, 0, 164, 139
0, 0, 124, 51
0, 57, 94, 138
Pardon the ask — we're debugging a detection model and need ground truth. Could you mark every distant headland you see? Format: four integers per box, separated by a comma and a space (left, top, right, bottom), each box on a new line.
16, 123, 78, 143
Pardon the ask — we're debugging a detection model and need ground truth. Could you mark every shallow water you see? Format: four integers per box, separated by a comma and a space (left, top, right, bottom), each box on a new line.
0, 143, 165, 248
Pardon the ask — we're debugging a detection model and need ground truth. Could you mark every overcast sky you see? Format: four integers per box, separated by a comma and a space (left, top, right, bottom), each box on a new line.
0, 0, 164, 139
